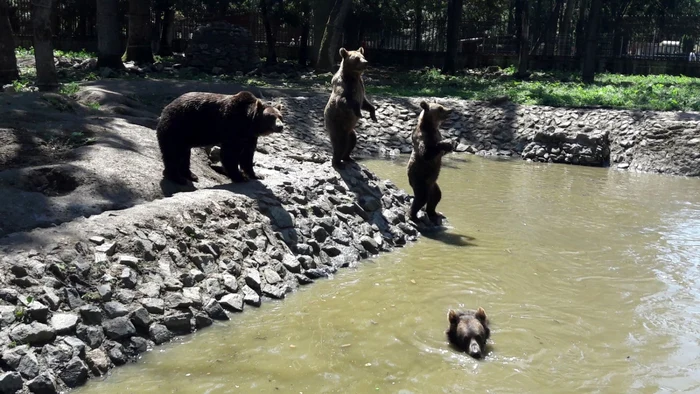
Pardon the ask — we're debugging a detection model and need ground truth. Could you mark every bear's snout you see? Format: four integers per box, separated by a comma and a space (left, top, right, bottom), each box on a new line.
468, 339, 483, 359
275, 119, 285, 132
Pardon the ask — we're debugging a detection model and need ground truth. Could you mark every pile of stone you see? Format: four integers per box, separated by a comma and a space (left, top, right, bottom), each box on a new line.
0, 153, 419, 393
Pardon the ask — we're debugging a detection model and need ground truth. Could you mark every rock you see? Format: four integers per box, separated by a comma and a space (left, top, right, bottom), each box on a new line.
41, 343, 72, 370
149, 324, 173, 345
222, 274, 238, 293
103, 301, 129, 318
141, 298, 165, 314
312, 226, 329, 242
10, 323, 55, 344
194, 312, 213, 328
97, 284, 113, 301
219, 294, 244, 312
2, 346, 27, 369
118, 255, 139, 269
17, 351, 40, 379
26, 301, 49, 323
163, 312, 192, 333
120, 267, 138, 288
95, 242, 116, 256
102, 317, 136, 340
360, 236, 379, 255
106, 343, 127, 365
262, 268, 283, 284
79, 305, 103, 325
0, 372, 23, 394
58, 357, 88, 388
76, 324, 105, 349
244, 268, 261, 290
203, 299, 229, 320
242, 285, 261, 307
49, 313, 78, 334
27, 372, 58, 394
85, 349, 110, 375
130, 307, 152, 329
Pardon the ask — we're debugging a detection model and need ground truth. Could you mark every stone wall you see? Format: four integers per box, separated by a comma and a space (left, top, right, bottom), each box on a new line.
0, 152, 420, 393
185, 22, 259, 74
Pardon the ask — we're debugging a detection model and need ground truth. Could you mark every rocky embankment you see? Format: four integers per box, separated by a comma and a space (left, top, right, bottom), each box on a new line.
0, 153, 419, 393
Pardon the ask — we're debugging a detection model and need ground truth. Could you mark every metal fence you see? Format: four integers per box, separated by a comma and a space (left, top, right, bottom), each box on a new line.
9, 0, 700, 64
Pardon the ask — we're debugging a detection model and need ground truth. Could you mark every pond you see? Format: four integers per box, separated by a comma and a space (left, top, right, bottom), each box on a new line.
76, 155, 700, 393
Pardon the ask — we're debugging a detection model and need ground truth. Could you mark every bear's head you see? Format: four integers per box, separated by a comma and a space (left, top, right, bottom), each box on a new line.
419, 101, 452, 129
339, 47, 369, 73
446, 307, 490, 359
254, 100, 285, 136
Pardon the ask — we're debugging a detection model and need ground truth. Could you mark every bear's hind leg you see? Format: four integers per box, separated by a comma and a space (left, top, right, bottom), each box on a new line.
409, 184, 429, 222
426, 183, 445, 223
342, 129, 357, 162
330, 130, 347, 168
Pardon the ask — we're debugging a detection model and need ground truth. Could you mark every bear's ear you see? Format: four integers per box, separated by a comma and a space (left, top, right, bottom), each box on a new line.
475, 307, 487, 322
448, 309, 459, 324
255, 99, 265, 114
358, 47, 364, 55
420, 101, 429, 111
339, 47, 349, 58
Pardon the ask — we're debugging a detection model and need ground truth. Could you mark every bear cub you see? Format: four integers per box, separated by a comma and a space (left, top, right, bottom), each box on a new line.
156, 90, 284, 185
406, 101, 454, 224
323, 47, 378, 168
446, 307, 490, 359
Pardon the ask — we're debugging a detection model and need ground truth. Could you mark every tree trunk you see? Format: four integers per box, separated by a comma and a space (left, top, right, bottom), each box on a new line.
443, 0, 463, 74
96, 0, 124, 69
516, 0, 530, 78
158, 7, 175, 56
260, 0, 277, 65
414, 0, 423, 51
124, 0, 153, 64
557, 0, 576, 56
581, 0, 600, 83
543, 0, 563, 56
0, 0, 18, 85
315, 0, 352, 71
311, 0, 334, 67
574, 0, 587, 58
299, 0, 310, 66
32, 0, 58, 91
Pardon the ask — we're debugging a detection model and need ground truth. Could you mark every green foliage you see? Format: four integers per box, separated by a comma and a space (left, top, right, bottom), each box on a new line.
14, 47, 95, 60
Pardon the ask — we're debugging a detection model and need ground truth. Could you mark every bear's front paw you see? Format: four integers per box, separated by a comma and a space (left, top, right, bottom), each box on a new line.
370, 110, 378, 122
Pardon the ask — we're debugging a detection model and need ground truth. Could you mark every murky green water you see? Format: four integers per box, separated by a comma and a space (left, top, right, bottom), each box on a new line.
77, 155, 700, 394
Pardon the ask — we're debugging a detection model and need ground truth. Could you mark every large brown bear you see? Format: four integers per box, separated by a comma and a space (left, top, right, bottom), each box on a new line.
446, 307, 491, 359
323, 47, 378, 168
156, 91, 284, 185
406, 101, 454, 224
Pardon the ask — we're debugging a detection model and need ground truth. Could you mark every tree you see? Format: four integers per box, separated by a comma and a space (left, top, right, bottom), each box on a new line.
515, 0, 530, 78
124, 0, 154, 64
581, 0, 600, 83
96, 0, 124, 69
414, 0, 423, 51
557, 0, 576, 56
298, 0, 311, 66
32, 0, 58, 91
0, 0, 18, 85
443, 0, 463, 74
159, 5, 176, 56
260, 0, 278, 65
315, 0, 352, 71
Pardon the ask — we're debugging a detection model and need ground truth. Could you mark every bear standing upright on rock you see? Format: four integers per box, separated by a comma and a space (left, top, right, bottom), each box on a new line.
406, 101, 454, 224
323, 47, 378, 168
156, 91, 284, 185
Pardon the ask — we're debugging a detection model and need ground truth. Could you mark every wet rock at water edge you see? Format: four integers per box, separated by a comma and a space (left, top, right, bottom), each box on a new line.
102, 316, 136, 340
203, 299, 229, 320
27, 371, 59, 394
149, 324, 173, 345
58, 357, 88, 388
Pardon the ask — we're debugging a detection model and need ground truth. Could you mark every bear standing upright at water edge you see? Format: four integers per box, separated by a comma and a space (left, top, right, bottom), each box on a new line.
406, 101, 454, 224
324, 47, 378, 169
156, 91, 284, 185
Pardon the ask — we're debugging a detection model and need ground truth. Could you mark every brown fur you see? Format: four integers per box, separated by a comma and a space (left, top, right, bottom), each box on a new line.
323, 47, 377, 168
156, 91, 284, 185
406, 101, 453, 223
446, 307, 490, 359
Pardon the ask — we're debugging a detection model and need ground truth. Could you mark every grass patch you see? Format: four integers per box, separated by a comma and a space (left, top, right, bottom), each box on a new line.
15, 46, 96, 59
